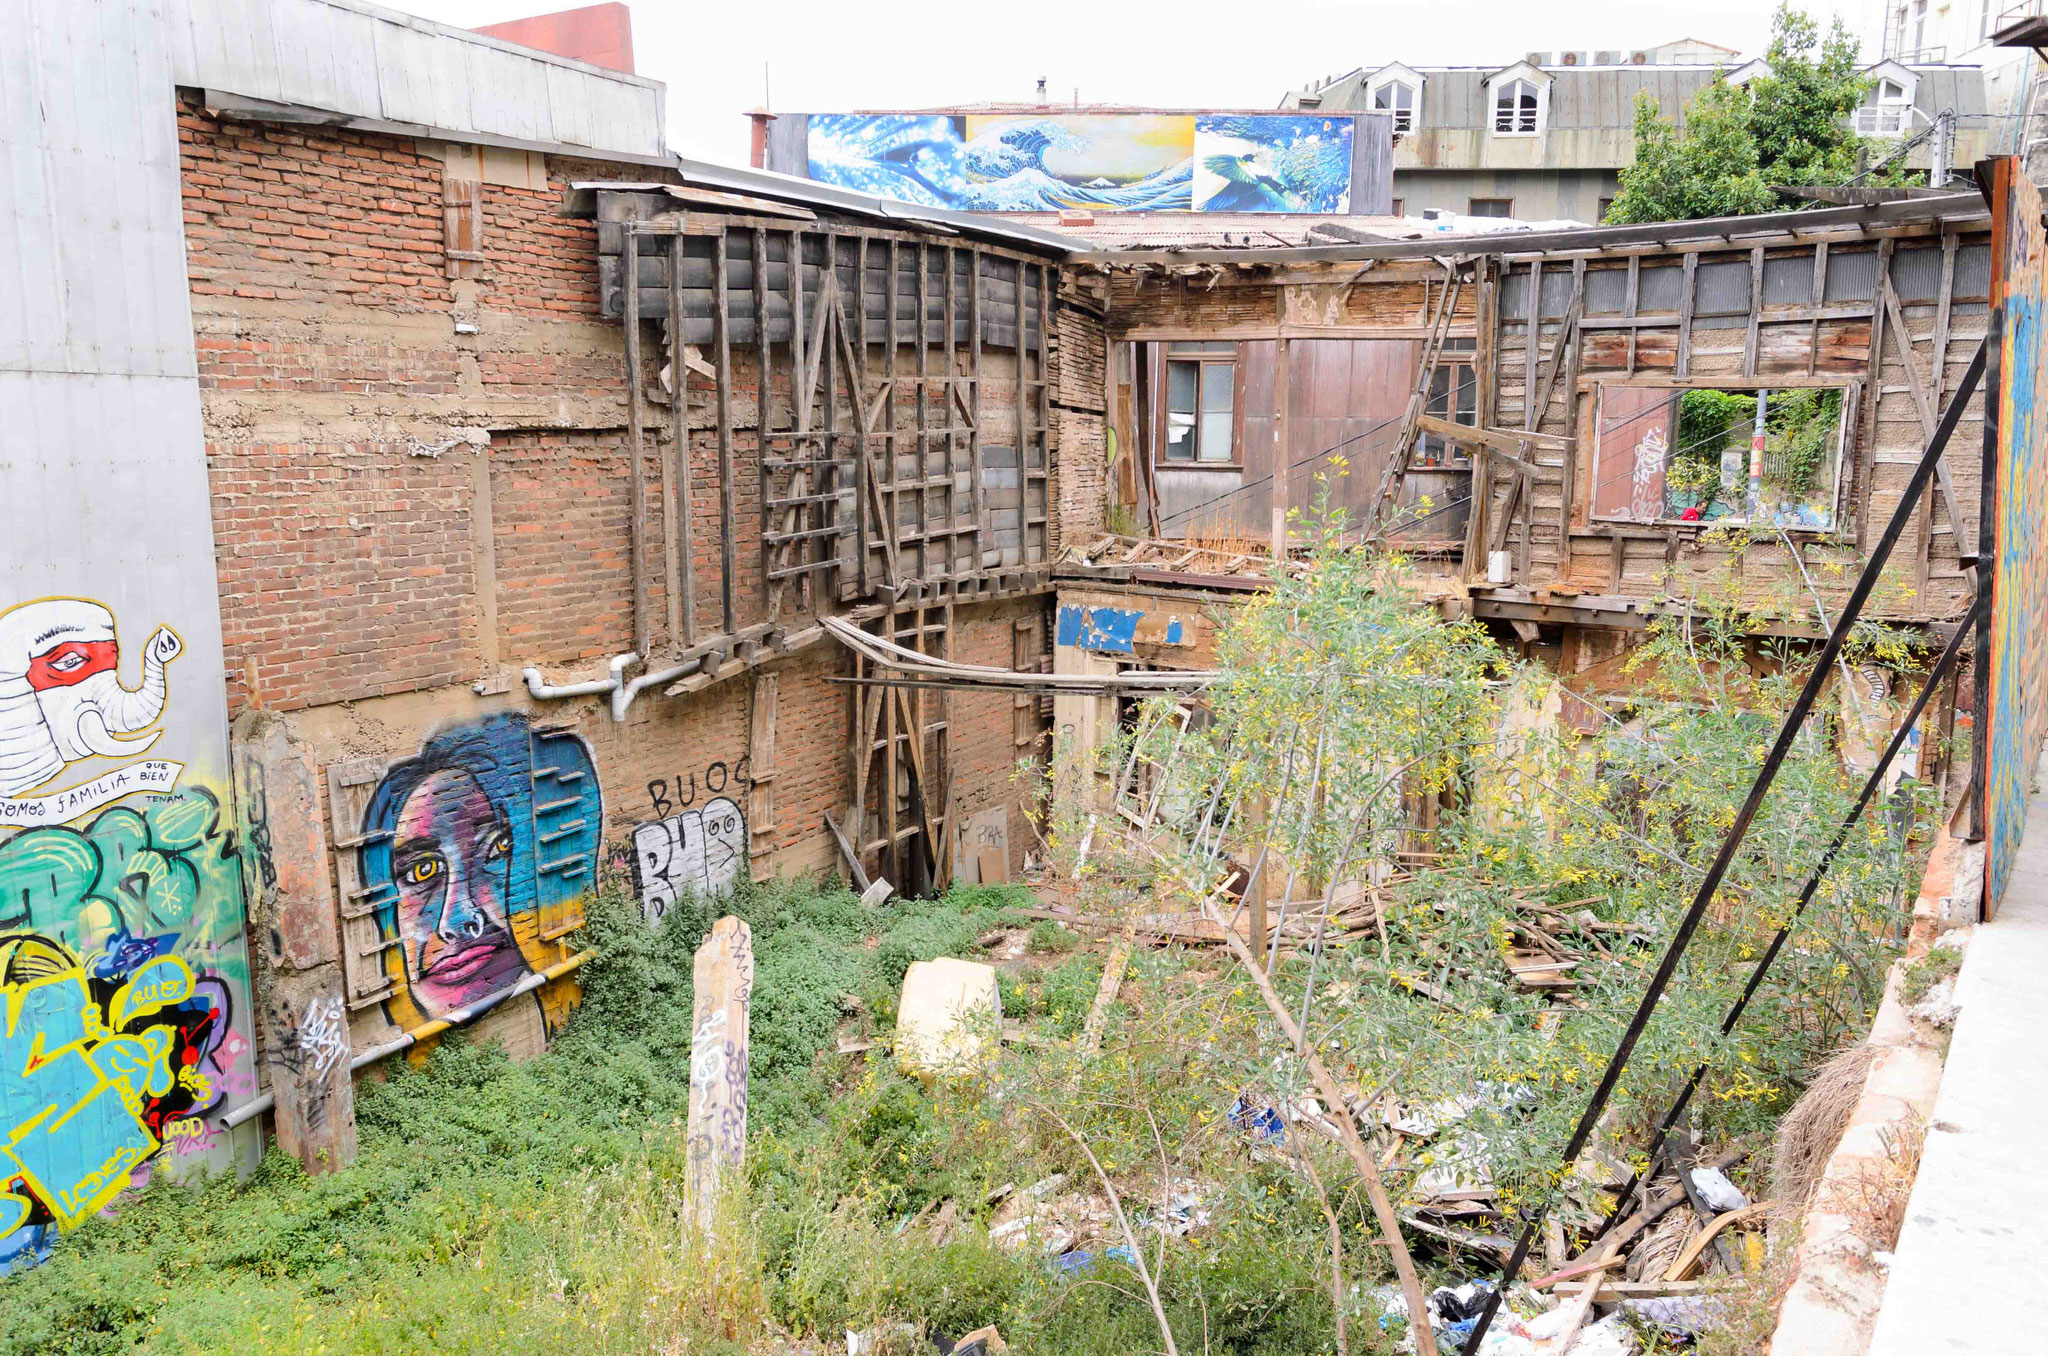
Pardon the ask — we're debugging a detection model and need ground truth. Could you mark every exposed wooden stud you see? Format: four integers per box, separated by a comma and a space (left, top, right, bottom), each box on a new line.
1624, 256, 1641, 376
1675, 251, 1697, 377
753, 226, 771, 618
916, 242, 932, 580
1853, 237, 1894, 546
713, 229, 738, 635
624, 222, 651, 655
1557, 258, 1587, 544
670, 232, 693, 646
1273, 335, 1292, 554
1742, 246, 1765, 378
1015, 259, 1028, 565
970, 252, 987, 564
1036, 262, 1053, 564
1808, 242, 1829, 378
943, 245, 960, 576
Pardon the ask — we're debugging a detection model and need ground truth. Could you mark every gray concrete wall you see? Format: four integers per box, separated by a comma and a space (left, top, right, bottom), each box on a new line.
1392, 167, 1620, 222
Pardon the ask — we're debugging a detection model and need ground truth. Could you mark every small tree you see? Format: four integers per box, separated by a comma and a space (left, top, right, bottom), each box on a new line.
1607, 4, 1911, 224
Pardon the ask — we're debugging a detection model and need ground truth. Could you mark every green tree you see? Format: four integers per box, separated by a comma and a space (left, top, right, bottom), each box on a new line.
1607, 4, 1912, 224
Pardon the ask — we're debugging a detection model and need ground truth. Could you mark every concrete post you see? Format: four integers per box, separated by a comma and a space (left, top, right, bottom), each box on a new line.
234, 710, 357, 1172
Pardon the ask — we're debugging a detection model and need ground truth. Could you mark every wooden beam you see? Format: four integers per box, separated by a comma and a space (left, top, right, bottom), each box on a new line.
624, 222, 651, 655
1414, 413, 1570, 458
669, 232, 693, 646
713, 230, 738, 635
1883, 282, 1974, 562
1273, 335, 1292, 554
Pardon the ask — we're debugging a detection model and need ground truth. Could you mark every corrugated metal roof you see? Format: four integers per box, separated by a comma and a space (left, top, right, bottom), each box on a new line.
566, 164, 1092, 256
168, 0, 666, 158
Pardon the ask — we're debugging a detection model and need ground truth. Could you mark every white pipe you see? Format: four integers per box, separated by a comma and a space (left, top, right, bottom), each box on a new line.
611, 653, 708, 721
521, 651, 638, 700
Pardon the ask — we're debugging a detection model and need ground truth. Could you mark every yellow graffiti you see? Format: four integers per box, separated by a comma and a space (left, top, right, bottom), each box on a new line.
1, 937, 184, 1230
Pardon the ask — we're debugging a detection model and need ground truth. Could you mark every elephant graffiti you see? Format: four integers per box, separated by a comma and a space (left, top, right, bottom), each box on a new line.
357, 714, 602, 1026
632, 797, 746, 922
0, 600, 182, 798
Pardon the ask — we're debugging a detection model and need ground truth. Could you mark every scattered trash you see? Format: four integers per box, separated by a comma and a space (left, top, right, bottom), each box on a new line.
1054, 1244, 1139, 1274
1624, 1294, 1726, 1338
845, 1320, 916, 1354
1228, 1093, 1285, 1144
1688, 1165, 1749, 1213
988, 1215, 1074, 1256
859, 877, 895, 908
895, 958, 1002, 1078
1566, 1313, 1639, 1355
936, 1325, 1008, 1355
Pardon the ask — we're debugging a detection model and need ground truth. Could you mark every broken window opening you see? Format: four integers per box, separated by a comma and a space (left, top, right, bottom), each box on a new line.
1413, 337, 1478, 468
1159, 341, 1238, 466
1588, 382, 1852, 530
1468, 197, 1514, 219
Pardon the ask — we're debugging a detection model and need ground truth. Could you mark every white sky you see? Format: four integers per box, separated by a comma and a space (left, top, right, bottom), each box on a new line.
394, 0, 1892, 165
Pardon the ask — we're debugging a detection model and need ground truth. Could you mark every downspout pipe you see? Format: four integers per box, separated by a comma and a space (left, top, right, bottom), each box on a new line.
220, 950, 595, 1131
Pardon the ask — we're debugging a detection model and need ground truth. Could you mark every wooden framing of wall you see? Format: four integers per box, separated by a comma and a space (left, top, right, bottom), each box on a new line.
1091, 196, 1993, 628
589, 188, 1066, 890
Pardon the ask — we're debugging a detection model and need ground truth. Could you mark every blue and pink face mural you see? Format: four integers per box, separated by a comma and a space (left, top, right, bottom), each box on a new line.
806, 113, 1355, 215
356, 714, 602, 1029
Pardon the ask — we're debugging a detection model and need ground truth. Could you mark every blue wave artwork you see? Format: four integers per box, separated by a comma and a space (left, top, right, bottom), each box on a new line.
806, 113, 1353, 214
1193, 115, 1353, 214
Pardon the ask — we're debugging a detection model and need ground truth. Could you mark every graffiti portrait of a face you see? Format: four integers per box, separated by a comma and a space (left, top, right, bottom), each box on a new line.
389, 768, 531, 1016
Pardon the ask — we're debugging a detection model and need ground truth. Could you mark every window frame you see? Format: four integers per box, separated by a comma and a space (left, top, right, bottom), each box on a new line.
1468, 197, 1515, 219
1153, 341, 1242, 471
1412, 336, 1479, 469
1370, 78, 1419, 134
1583, 377, 1859, 533
1492, 77, 1543, 134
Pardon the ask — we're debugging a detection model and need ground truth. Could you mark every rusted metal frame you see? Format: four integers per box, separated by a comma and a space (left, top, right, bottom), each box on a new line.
752, 226, 771, 620
1676, 251, 1698, 377
1623, 255, 1641, 376
969, 252, 987, 567
915, 242, 933, 581
1853, 237, 1895, 547
1742, 246, 1766, 378
623, 222, 653, 655
1557, 258, 1587, 543
1808, 242, 1830, 378
670, 233, 696, 646
713, 230, 738, 635
1036, 262, 1052, 564
943, 246, 960, 577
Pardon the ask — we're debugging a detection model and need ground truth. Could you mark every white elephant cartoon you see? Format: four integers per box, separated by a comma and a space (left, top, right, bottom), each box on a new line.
0, 599, 182, 797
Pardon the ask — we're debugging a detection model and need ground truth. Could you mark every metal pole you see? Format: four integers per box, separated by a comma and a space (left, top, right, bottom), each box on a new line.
1460, 340, 1984, 1354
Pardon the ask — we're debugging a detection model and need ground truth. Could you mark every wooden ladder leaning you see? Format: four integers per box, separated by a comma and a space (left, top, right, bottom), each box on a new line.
1367, 263, 1463, 538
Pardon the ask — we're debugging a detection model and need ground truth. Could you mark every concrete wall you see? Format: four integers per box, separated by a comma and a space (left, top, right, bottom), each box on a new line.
1392, 168, 1620, 223
1, 0, 264, 1273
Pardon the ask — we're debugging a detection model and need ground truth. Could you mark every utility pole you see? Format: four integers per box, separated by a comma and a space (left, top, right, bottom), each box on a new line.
1930, 108, 1954, 188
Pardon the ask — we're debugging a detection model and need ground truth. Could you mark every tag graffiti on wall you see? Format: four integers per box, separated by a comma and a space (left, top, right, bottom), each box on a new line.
355, 713, 602, 1032
1, 786, 250, 1274
633, 797, 747, 923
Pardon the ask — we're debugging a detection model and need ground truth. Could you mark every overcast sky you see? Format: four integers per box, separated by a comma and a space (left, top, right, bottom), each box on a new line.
394, 0, 1892, 165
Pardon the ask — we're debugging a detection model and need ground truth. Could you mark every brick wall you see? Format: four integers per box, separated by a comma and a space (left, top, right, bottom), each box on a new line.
186, 98, 1058, 943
